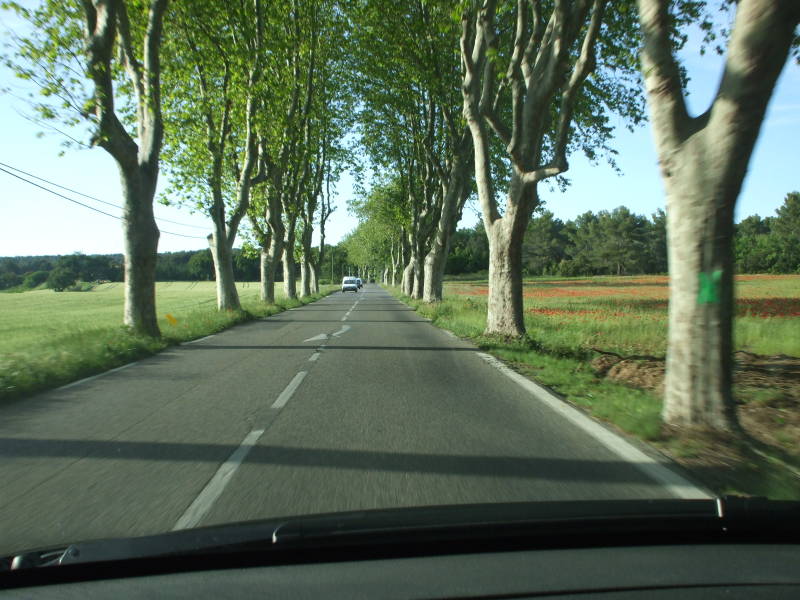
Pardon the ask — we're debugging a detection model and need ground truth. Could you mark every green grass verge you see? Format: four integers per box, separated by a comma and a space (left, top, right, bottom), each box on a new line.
388, 286, 800, 500
657, 434, 800, 500
0, 283, 335, 402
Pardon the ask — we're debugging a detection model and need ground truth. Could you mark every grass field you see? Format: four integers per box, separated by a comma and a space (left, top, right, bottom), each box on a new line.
0, 281, 334, 400
393, 273, 800, 499
439, 274, 800, 357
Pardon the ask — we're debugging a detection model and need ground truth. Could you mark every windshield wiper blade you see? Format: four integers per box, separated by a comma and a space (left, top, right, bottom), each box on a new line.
3, 497, 799, 572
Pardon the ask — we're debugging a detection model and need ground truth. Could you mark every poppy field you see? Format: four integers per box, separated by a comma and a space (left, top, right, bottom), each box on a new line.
444, 274, 800, 358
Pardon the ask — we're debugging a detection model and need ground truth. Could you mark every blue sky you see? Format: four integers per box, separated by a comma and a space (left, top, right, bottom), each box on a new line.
0, 13, 797, 257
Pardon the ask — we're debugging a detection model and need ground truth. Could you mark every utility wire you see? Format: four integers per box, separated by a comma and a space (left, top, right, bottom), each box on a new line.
0, 165, 206, 239
0, 160, 210, 231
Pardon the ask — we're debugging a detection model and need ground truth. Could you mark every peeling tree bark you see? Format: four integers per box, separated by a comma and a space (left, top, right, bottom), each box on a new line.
208, 228, 240, 311
119, 166, 160, 337
638, 0, 799, 430
485, 175, 536, 334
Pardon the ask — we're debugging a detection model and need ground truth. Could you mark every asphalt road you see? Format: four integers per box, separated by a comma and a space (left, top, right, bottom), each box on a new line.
0, 285, 706, 555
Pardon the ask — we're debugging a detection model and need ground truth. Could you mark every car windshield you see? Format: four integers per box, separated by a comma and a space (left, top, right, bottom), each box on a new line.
0, 0, 797, 561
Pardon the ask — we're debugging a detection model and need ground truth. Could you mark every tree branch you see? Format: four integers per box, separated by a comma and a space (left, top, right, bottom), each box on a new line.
552, 0, 606, 171
115, 0, 144, 111
140, 0, 168, 168
82, 0, 137, 168
522, 0, 545, 86
637, 0, 690, 149
461, 2, 500, 225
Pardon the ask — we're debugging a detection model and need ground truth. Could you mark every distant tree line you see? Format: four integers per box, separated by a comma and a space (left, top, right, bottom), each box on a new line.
0, 253, 123, 291
735, 192, 800, 274
0, 250, 262, 291
445, 193, 800, 278
0, 244, 358, 292
3, 193, 795, 291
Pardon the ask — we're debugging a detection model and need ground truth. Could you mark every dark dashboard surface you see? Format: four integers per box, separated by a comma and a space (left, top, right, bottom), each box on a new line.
2, 543, 798, 599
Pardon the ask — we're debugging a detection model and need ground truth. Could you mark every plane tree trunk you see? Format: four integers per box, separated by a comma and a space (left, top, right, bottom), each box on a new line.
484, 176, 535, 335
423, 131, 472, 303
120, 167, 161, 337
461, 0, 606, 337
263, 221, 283, 303
638, 0, 799, 430
283, 213, 298, 299
81, 0, 169, 337
208, 228, 240, 311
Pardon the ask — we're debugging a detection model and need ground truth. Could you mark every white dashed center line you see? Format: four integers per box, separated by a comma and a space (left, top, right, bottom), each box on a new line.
271, 371, 308, 409
172, 428, 266, 530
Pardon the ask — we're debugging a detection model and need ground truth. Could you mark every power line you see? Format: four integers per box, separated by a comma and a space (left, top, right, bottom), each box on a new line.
0, 166, 206, 240
0, 160, 210, 231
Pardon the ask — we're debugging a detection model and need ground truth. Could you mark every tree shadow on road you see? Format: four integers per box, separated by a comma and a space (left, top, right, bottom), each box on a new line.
0, 437, 680, 486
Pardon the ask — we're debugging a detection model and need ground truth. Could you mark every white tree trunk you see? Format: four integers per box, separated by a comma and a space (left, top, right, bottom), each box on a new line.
484, 177, 532, 337
121, 170, 161, 337
310, 263, 318, 294
422, 247, 447, 303
261, 234, 282, 304
485, 222, 526, 337
299, 256, 311, 297
208, 230, 240, 311
663, 162, 736, 429
391, 242, 401, 286
81, 0, 168, 338
423, 134, 471, 303
401, 260, 414, 296
259, 249, 270, 302
638, 0, 798, 430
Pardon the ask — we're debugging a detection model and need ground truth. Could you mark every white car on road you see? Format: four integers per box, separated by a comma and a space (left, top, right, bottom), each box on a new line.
341, 277, 359, 293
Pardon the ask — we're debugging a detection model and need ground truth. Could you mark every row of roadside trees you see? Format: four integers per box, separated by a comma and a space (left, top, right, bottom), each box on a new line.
341, 0, 799, 433
3, 0, 353, 336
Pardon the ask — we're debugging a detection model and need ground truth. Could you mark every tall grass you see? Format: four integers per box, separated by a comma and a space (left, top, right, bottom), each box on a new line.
0, 282, 334, 401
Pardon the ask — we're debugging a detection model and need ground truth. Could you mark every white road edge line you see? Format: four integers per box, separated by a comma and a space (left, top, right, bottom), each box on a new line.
476, 352, 711, 500
172, 428, 265, 530
271, 371, 308, 409
57, 361, 138, 391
